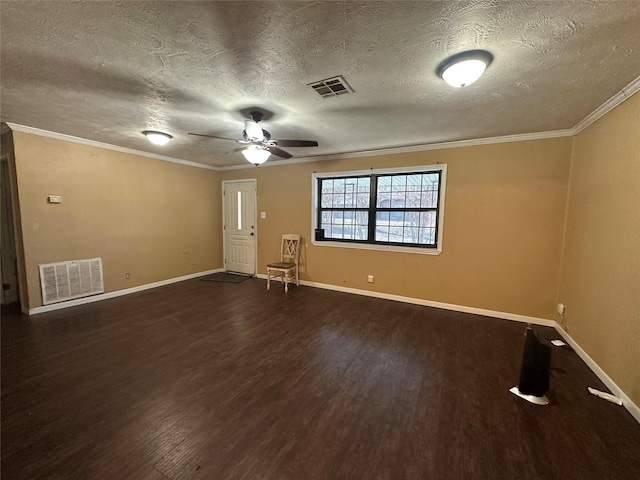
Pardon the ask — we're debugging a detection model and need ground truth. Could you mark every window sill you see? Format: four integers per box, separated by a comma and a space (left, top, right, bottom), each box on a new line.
311, 240, 442, 255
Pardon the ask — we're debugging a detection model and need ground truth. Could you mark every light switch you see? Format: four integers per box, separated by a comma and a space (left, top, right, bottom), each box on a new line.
261, 211, 266, 219
48, 195, 62, 204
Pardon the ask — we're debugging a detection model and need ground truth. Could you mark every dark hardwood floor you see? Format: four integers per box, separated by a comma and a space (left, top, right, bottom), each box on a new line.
2, 278, 639, 479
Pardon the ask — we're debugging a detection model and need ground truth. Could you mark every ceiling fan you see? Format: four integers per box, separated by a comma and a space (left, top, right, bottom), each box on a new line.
188, 111, 319, 165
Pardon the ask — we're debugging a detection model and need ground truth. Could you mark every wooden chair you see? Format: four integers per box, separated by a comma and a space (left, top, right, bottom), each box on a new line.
266, 234, 300, 293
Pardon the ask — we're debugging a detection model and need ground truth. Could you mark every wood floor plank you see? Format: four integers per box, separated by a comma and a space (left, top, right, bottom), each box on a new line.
2, 278, 639, 479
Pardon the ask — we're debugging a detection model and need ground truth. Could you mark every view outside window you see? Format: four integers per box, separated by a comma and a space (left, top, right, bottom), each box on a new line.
317, 170, 442, 248
320, 176, 370, 240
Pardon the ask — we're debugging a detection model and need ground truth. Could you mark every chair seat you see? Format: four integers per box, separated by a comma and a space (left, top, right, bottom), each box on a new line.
267, 262, 296, 269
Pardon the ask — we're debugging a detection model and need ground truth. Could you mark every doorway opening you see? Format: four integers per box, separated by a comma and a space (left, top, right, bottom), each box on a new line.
1, 156, 20, 310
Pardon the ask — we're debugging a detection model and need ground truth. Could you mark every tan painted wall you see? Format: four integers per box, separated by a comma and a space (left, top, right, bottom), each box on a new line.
558, 92, 640, 405
221, 137, 572, 319
12, 132, 222, 309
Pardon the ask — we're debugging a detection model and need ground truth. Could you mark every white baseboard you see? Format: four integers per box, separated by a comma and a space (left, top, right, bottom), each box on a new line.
28, 268, 223, 315
257, 274, 555, 326
553, 323, 640, 423
259, 274, 639, 423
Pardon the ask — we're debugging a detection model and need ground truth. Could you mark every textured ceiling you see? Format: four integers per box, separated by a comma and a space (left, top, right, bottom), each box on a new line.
2, 1, 640, 167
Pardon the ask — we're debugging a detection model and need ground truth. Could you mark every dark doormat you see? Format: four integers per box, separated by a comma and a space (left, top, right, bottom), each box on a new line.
200, 272, 251, 283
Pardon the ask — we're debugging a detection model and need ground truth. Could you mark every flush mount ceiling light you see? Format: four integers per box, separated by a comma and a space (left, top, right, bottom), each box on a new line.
142, 130, 173, 146
437, 50, 493, 88
242, 145, 271, 165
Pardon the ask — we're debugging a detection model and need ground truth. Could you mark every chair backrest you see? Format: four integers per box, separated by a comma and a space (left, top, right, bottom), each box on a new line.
281, 234, 301, 265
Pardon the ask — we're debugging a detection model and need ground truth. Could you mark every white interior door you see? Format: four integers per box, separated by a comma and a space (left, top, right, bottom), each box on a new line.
223, 180, 256, 275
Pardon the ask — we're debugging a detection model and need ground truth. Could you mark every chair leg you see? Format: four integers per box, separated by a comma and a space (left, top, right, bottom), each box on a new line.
284, 275, 289, 293
266, 268, 271, 290
295, 268, 299, 286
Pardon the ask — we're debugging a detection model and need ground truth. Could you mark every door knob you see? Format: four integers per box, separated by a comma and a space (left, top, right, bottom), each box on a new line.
250, 232, 255, 236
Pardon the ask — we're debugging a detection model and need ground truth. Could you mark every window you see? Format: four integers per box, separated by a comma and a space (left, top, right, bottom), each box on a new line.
313, 165, 446, 254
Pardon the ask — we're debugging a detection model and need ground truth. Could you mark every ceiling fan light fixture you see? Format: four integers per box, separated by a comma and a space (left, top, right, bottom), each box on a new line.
244, 120, 264, 141
242, 145, 271, 165
437, 50, 493, 88
142, 130, 172, 146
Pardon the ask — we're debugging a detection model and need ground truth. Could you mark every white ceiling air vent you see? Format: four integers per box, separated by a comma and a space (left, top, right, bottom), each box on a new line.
308, 75, 354, 98
39, 257, 104, 305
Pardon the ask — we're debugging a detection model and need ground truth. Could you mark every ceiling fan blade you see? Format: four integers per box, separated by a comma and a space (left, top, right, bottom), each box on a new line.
274, 139, 319, 148
188, 132, 238, 142
267, 146, 293, 159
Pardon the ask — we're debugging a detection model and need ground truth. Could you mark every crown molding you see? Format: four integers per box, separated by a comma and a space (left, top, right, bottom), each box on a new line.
7, 74, 639, 171
572, 75, 640, 134
216, 129, 576, 170
220, 75, 640, 171
1, 121, 576, 173
5, 123, 220, 171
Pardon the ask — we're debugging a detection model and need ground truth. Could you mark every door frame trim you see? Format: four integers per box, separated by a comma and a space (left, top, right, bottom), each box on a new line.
222, 178, 257, 275
1, 150, 26, 311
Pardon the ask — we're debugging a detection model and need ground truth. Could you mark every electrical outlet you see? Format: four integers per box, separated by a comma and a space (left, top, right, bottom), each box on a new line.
367, 275, 374, 283
125, 273, 130, 279
556, 303, 566, 315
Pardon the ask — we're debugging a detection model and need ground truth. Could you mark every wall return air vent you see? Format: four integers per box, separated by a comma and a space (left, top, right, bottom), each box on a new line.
308, 75, 354, 98
39, 257, 104, 305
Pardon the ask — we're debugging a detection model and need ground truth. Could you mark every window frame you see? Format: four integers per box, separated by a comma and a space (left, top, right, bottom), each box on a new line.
311, 164, 447, 255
